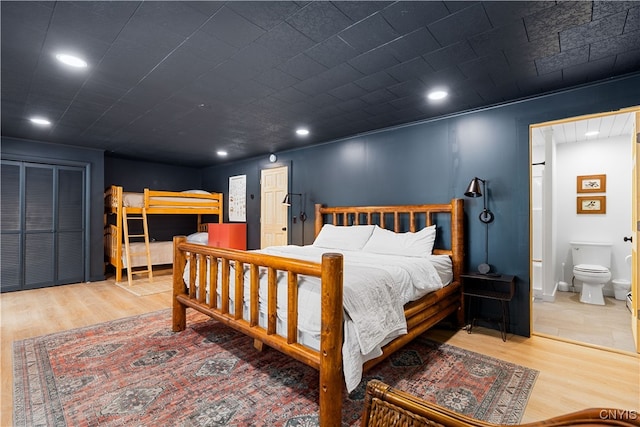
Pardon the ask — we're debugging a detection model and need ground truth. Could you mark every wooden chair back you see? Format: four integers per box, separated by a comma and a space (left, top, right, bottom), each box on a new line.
361, 380, 639, 427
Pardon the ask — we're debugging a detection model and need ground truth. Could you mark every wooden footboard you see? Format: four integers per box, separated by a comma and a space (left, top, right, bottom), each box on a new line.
172, 237, 345, 424
172, 199, 465, 426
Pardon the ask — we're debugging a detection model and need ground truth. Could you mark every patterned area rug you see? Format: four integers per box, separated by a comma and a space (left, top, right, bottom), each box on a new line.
13, 309, 538, 426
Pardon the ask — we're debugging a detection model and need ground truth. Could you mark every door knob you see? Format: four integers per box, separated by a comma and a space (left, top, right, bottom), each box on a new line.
623, 236, 632, 242
282, 227, 287, 231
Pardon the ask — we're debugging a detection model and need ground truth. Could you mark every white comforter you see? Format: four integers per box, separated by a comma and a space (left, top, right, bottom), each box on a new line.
183, 245, 449, 392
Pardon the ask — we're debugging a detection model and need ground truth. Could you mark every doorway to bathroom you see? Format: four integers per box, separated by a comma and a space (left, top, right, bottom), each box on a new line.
529, 108, 639, 354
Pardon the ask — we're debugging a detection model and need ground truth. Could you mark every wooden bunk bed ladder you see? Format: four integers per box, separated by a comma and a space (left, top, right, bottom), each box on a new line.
122, 207, 153, 286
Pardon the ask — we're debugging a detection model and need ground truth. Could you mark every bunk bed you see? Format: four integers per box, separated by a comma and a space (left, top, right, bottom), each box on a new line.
172, 199, 464, 426
104, 185, 223, 283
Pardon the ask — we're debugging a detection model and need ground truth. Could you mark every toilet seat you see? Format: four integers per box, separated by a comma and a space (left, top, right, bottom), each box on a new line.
574, 264, 609, 274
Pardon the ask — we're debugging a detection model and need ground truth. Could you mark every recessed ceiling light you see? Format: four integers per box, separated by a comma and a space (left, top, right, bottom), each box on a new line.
296, 128, 309, 136
29, 117, 51, 126
427, 90, 448, 100
216, 150, 228, 157
585, 131, 599, 137
55, 53, 88, 68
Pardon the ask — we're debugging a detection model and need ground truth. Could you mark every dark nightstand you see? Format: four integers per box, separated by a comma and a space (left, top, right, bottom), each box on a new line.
461, 272, 515, 341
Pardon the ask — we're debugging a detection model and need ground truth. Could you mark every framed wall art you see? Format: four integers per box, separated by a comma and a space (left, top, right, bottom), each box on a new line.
577, 174, 606, 193
577, 196, 606, 214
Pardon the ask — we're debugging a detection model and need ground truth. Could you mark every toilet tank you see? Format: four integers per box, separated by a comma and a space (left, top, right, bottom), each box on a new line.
570, 241, 612, 267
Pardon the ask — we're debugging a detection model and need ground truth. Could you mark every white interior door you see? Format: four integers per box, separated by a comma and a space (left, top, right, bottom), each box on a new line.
260, 166, 288, 249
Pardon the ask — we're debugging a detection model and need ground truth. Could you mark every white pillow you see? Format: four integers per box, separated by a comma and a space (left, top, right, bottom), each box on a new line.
181, 189, 211, 195
312, 224, 375, 251
362, 225, 436, 257
187, 232, 209, 245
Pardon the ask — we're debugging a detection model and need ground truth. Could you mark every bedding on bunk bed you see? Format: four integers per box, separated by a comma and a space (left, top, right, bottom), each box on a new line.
122, 189, 216, 208
121, 241, 174, 268
182, 224, 453, 392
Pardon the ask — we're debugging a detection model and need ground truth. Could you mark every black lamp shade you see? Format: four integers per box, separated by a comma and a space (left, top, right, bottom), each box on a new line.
464, 178, 483, 198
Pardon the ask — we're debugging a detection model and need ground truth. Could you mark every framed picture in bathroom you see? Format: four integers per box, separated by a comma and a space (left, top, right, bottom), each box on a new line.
577, 196, 606, 214
577, 174, 606, 193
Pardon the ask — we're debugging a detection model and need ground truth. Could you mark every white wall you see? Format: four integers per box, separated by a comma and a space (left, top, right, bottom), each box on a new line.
556, 135, 633, 295
531, 146, 544, 298
532, 131, 561, 301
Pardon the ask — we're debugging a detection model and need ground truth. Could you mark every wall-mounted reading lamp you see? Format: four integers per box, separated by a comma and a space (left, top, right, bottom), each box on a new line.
464, 177, 495, 274
282, 193, 307, 245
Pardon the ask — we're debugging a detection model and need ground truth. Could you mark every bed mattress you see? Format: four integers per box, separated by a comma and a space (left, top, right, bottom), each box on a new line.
122, 241, 173, 268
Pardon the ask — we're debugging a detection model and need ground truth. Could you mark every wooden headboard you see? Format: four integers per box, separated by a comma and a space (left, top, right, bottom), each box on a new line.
314, 199, 464, 282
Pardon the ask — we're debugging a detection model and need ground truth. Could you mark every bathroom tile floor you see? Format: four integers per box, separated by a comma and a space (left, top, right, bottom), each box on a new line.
533, 291, 635, 353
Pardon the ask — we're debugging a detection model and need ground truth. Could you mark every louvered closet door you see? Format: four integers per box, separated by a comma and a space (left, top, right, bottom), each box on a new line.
1, 161, 22, 292
1, 161, 86, 292
56, 168, 85, 284
24, 164, 55, 289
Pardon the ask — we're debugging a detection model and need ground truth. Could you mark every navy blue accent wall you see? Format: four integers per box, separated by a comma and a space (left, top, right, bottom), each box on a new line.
105, 156, 203, 192
1, 137, 105, 282
104, 156, 205, 241
201, 73, 640, 337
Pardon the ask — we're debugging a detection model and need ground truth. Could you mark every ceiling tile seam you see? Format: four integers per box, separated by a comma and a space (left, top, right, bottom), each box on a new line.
376, 7, 405, 40
621, 8, 631, 34
354, 27, 437, 68
327, 1, 354, 25
336, 34, 358, 52
329, 8, 411, 55
478, 3, 495, 34
246, 5, 371, 58
522, 16, 532, 44
481, 1, 500, 28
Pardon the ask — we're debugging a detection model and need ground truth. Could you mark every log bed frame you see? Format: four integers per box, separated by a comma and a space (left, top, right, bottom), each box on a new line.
172, 199, 464, 426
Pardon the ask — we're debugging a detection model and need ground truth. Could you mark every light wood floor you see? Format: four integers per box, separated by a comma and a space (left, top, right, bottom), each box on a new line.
2, 279, 638, 426
533, 291, 635, 352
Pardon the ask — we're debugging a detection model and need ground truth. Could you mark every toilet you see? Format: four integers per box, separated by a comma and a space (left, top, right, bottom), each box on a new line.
613, 279, 631, 300
612, 255, 632, 301
570, 241, 612, 305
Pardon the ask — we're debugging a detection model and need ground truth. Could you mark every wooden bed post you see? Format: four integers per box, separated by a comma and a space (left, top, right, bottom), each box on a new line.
319, 252, 343, 427
451, 198, 465, 328
172, 235, 188, 332
450, 198, 464, 283
315, 203, 323, 238
115, 185, 124, 283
